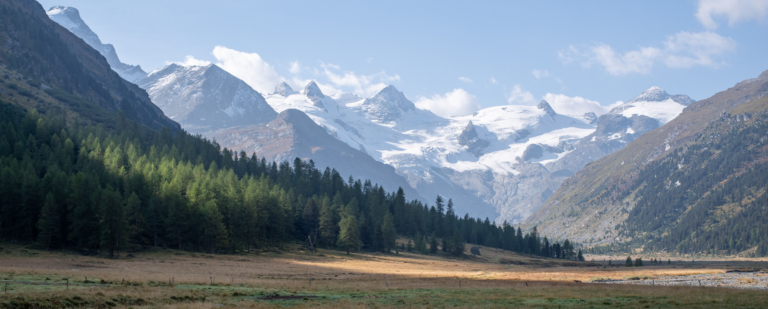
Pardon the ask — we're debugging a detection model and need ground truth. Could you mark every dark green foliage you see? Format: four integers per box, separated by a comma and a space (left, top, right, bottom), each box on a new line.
429, 232, 438, 254
618, 112, 768, 256
634, 258, 643, 267
626, 256, 633, 267
0, 102, 573, 257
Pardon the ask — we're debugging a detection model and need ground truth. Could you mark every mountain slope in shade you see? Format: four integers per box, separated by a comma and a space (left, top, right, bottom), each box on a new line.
46, 6, 147, 83
527, 70, 768, 246
211, 109, 423, 201
137, 64, 277, 133
0, 0, 178, 131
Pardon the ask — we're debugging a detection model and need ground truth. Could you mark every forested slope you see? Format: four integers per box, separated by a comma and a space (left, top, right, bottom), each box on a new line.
0, 102, 580, 260
528, 70, 768, 250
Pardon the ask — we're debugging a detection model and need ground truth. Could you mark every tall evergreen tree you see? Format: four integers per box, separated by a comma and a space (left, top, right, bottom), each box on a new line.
36, 193, 60, 250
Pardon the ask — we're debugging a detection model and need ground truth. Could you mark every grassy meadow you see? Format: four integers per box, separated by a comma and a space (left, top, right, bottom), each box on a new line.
1, 242, 767, 308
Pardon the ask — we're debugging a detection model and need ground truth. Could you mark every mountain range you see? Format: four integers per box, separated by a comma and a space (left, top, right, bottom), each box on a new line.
527, 70, 768, 254
45, 5, 696, 223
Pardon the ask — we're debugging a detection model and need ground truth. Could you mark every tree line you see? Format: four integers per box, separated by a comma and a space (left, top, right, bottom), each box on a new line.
0, 103, 580, 260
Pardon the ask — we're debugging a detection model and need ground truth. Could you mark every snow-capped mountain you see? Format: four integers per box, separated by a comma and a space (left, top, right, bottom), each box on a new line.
609, 86, 693, 124
46, 6, 147, 83
262, 84, 693, 222
137, 64, 277, 133
45, 5, 695, 222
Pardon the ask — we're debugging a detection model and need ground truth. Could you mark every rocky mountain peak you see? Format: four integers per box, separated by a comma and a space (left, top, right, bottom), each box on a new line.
627, 86, 694, 106
303, 81, 324, 98
360, 85, 417, 122
273, 82, 296, 96
47, 6, 146, 82
537, 100, 557, 118
583, 112, 598, 124
458, 121, 478, 145
457, 120, 489, 156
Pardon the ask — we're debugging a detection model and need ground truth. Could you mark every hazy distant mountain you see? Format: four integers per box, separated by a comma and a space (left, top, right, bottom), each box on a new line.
46, 6, 147, 83
138, 63, 277, 133
210, 109, 423, 201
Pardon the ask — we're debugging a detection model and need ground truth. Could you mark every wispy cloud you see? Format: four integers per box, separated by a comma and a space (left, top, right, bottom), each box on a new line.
696, 0, 768, 29
542, 93, 613, 116
532, 69, 549, 79
321, 63, 400, 97
559, 31, 735, 76
489, 77, 498, 84
415, 88, 481, 118
458, 76, 473, 84
506, 84, 536, 105
289, 61, 301, 74
169, 55, 211, 67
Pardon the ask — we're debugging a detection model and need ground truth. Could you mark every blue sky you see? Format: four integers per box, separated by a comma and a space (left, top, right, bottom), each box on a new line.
38, 0, 768, 117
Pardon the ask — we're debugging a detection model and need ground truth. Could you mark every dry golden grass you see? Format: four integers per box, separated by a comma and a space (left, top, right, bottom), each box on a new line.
2, 242, 768, 308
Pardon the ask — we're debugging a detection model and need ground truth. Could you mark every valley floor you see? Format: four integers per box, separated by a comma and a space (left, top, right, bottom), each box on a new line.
1, 243, 767, 308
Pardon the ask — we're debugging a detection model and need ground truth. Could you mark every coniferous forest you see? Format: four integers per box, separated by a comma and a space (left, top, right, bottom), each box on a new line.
0, 102, 581, 260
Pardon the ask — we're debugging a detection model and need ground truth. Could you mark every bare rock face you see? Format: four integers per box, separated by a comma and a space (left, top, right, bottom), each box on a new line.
583, 112, 598, 124
537, 100, 557, 119
458, 121, 490, 156
303, 81, 326, 109
273, 82, 297, 96
522, 144, 544, 161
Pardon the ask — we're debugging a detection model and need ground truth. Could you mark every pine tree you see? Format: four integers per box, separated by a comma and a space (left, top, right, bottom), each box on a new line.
36, 193, 60, 250
100, 188, 126, 258
577, 249, 585, 261
634, 257, 643, 267
450, 230, 464, 256
301, 198, 319, 237
407, 240, 413, 253
381, 211, 397, 252
429, 232, 438, 254
625, 256, 633, 267
337, 215, 360, 255
318, 196, 336, 248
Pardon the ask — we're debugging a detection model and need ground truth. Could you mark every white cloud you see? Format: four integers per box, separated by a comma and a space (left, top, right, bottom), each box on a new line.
663, 31, 736, 68
458, 76, 473, 84
506, 84, 536, 105
542, 93, 611, 116
532, 69, 549, 79
559, 31, 735, 76
289, 61, 301, 74
696, 0, 768, 29
415, 88, 481, 118
170, 55, 211, 67
212, 46, 282, 94
489, 77, 498, 84
321, 63, 400, 97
